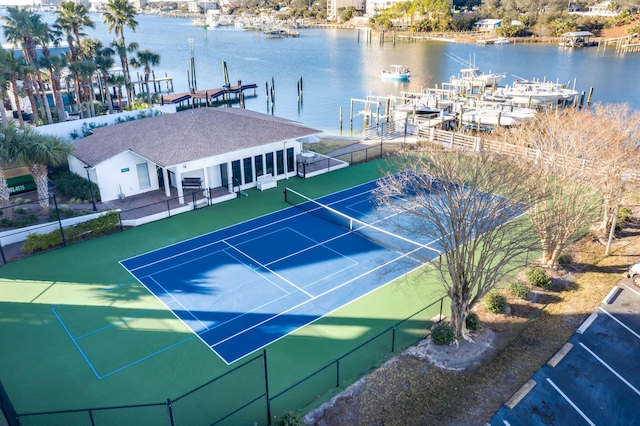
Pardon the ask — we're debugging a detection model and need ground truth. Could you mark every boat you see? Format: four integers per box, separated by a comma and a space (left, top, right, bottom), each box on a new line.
381, 65, 411, 81
450, 67, 507, 88
460, 105, 536, 127
446, 54, 506, 88
395, 103, 441, 116
489, 80, 579, 106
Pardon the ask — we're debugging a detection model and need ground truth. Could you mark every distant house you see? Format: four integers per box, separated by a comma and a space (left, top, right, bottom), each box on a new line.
474, 19, 502, 31
569, 1, 620, 16
68, 108, 321, 203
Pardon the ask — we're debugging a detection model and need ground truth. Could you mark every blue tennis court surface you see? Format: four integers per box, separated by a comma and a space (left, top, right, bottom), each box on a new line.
121, 179, 444, 364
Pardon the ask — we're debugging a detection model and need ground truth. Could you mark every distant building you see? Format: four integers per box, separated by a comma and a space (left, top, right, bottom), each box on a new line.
362, 0, 406, 18
327, 0, 365, 20
569, 1, 620, 16
474, 19, 502, 31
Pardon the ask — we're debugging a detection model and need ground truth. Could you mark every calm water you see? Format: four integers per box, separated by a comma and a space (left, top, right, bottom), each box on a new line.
5, 13, 640, 133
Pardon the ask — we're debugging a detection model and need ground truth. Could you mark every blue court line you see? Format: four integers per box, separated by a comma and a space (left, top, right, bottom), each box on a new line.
51, 307, 101, 378
52, 282, 198, 379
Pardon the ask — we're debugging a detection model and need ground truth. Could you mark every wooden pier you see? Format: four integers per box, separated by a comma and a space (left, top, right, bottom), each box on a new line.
160, 82, 259, 107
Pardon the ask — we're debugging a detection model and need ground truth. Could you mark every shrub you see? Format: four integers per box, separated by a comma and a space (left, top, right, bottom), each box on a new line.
21, 211, 119, 254
50, 170, 101, 202
274, 411, 305, 426
13, 207, 27, 215
526, 267, 552, 289
484, 290, 508, 313
465, 312, 480, 332
509, 280, 530, 300
617, 207, 632, 229
558, 254, 572, 267
431, 322, 455, 345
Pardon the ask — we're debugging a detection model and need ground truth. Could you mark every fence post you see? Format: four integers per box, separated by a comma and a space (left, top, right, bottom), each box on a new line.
336, 359, 340, 387
53, 195, 67, 247
0, 244, 5, 265
0, 379, 19, 426
192, 191, 197, 210
166, 200, 171, 217
263, 350, 272, 426
391, 327, 396, 352
167, 398, 175, 426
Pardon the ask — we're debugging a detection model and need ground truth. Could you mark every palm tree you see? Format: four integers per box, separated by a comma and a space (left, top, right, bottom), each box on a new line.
0, 122, 21, 218
38, 53, 68, 122
0, 48, 26, 128
103, 0, 138, 108
94, 46, 116, 114
0, 47, 13, 126
68, 60, 97, 119
55, 1, 94, 115
130, 49, 160, 105
12, 127, 74, 212
2, 7, 46, 125
109, 74, 127, 112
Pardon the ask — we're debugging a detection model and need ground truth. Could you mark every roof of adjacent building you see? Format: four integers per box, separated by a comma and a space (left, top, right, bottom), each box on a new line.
72, 107, 321, 168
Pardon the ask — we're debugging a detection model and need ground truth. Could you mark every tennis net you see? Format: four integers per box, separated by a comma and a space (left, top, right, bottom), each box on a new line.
284, 187, 439, 258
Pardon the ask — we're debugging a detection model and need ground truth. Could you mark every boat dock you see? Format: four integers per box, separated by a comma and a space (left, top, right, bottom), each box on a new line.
160, 82, 258, 106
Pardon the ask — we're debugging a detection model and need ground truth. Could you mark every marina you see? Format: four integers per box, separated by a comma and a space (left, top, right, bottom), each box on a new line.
2, 13, 639, 134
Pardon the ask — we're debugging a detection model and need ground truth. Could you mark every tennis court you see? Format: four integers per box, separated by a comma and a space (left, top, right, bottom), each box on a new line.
121, 179, 444, 364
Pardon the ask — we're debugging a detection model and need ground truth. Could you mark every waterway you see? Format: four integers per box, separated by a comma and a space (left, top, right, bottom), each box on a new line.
4, 13, 640, 134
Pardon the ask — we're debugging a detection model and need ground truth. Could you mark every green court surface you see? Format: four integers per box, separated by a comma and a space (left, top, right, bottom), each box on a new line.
0, 160, 449, 424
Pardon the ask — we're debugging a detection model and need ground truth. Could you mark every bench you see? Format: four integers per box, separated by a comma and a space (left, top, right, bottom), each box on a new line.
256, 174, 277, 191
182, 177, 202, 189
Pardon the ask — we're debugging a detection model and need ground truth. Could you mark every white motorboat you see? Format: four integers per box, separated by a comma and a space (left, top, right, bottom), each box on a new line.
460, 104, 536, 127
382, 65, 411, 81
490, 80, 579, 106
450, 67, 506, 88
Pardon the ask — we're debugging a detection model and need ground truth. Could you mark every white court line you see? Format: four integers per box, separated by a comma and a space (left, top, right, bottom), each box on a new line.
260, 227, 358, 268
579, 342, 640, 396
147, 276, 210, 331
546, 378, 596, 426
503, 421, 511, 426
125, 186, 375, 271
223, 240, 314, 298
597, 306, 640, 340
205, 241, 428, 348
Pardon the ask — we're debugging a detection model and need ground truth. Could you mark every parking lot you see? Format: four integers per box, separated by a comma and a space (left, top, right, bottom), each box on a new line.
489, 279, 640, 426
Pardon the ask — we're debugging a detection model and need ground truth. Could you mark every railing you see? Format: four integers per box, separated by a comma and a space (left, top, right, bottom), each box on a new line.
0, 189, 221, 265
11, 296, 448, 425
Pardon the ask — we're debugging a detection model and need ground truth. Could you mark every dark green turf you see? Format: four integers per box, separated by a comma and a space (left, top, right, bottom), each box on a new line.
0, 159, 451, 425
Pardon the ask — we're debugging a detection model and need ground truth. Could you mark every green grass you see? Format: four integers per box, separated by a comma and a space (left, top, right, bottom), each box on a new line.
2, 158, 446, 424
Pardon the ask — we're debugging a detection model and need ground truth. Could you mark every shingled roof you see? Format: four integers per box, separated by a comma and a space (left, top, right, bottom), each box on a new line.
72, 108, 321, 167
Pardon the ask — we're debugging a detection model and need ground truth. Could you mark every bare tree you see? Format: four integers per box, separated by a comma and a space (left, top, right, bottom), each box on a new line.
376, 150, 540, 340
579, 104, 640, 234
503, 110, 603, 269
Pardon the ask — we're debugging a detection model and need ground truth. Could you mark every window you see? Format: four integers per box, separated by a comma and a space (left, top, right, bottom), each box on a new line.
231, 160, 241, 186
243, 157, 253, 184
286, 147, 294, 173
220, 163, 229, 187
255, 155, 264, 178
276, 150, 284, 175
266, 152, 274, 176
136, 162, 151, 189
